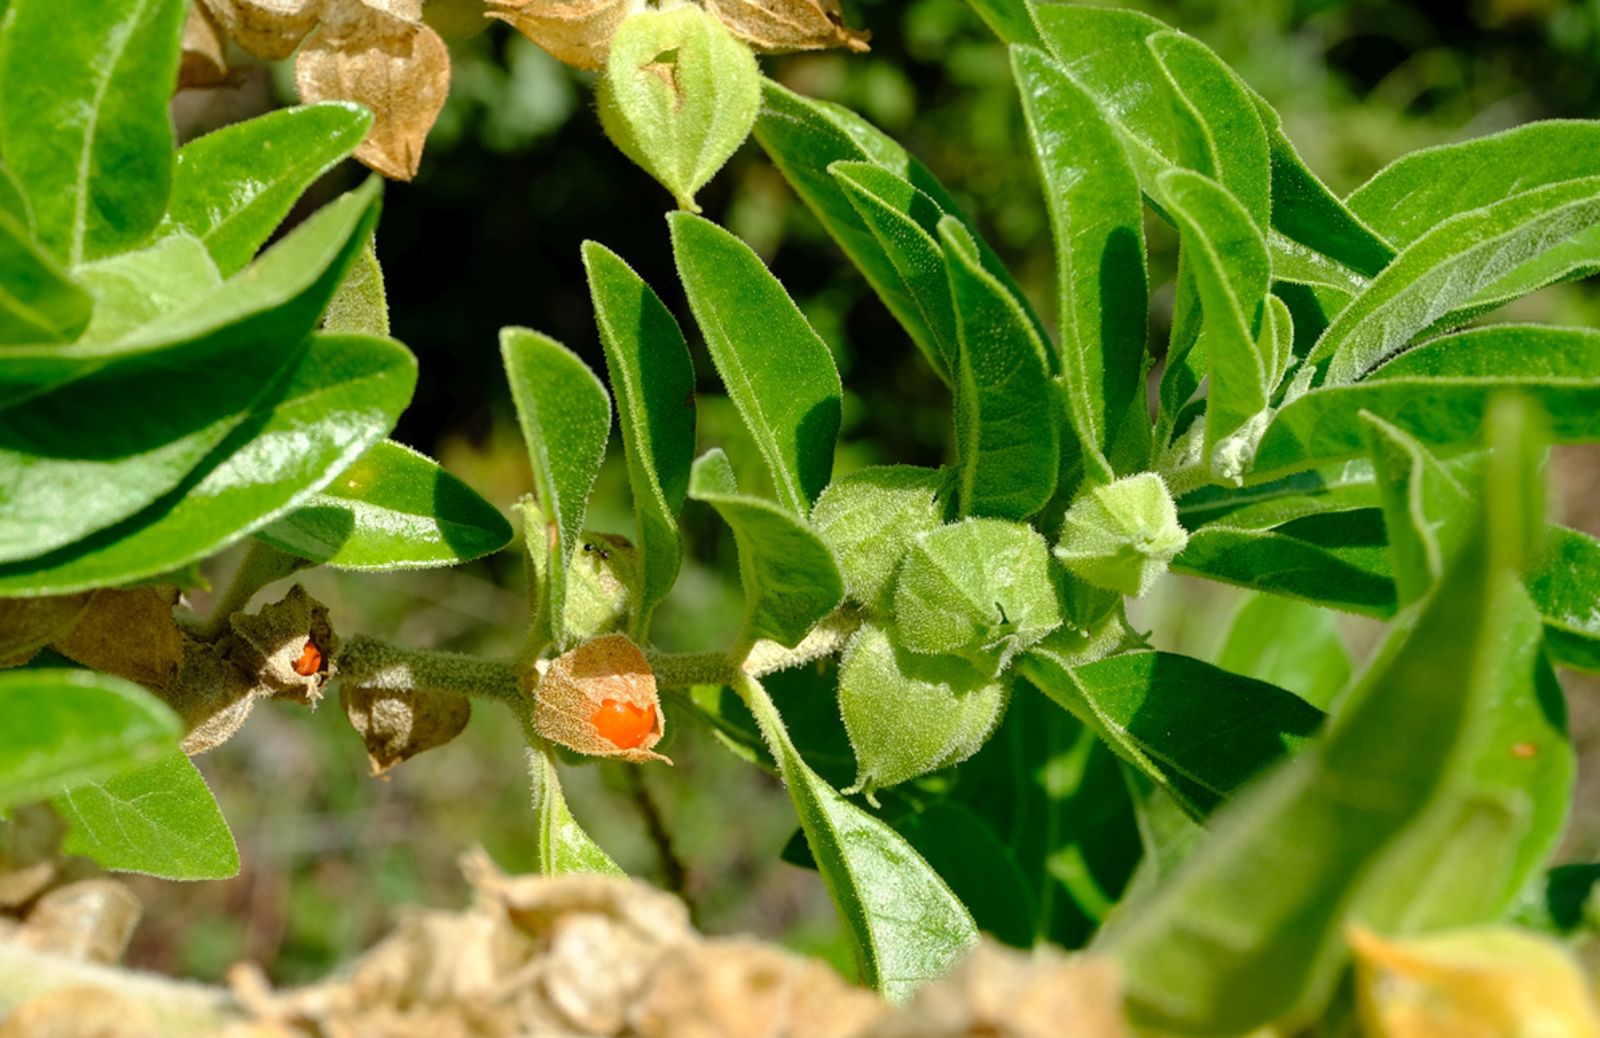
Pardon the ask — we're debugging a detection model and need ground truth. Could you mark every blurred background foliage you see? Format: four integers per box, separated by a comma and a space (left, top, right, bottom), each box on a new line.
147, 0, 1600, 986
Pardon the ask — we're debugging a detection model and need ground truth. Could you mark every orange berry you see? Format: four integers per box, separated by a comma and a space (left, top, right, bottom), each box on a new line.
292, 639, 323, 676
591, 698, 655, 750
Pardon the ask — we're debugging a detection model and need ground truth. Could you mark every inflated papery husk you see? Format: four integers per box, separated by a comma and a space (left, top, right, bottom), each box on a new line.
179, 0, 231, 89
295, 15, 451, 181
226, 584, 337, 706
703, 0, 869, 53
50, 587, 186, 690
0, 594, 92, 669
531, 634, 668, 764
487, 0, 640, 71
341, 684, 471, 775
203, 0, 321, 60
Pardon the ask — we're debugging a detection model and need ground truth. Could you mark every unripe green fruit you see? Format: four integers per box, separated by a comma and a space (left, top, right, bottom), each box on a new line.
1055, 472, 1188, 598
597, 5, 761, 212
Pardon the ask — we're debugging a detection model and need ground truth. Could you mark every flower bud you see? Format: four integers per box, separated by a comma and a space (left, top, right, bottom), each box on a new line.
1054, 473, 1188, 598
531, 634, 668, 764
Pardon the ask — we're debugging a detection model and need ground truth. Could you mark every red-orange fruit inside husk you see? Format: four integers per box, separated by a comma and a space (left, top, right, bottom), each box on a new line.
591, 698, 655, 749
293, 639, 323, 676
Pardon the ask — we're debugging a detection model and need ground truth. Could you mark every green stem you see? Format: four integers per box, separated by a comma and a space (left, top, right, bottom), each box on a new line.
194, 539, 310, 640
650, 608, 862, 689
335, 635, 523, 704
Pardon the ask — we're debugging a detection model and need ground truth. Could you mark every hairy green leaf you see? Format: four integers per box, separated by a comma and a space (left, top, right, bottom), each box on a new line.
964, 0, 1043, 45
320, 238, 387, 336
528, 746, 623, 876
0, 333, 417, 596
1013, 46, 1148, 481
258, 440, 512, 570
1216, 594, 1351, 711
53, 750, 239, 880
1173, 515, 1396, 616
0, 205, 92, 343
0, 0, 185, 264
737, 672, 978, 1003
1528, 525, 1600, 672
688, 449, 843, 648
670, 212, 840, 514
0, 669, 180, 810
1365, 413, 1473, 606
584, 241, 696, 637
168, 103, 374, 276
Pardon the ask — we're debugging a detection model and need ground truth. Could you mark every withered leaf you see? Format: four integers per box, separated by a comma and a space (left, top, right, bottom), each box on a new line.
341, 683, 471, 775
532, 634, 668, 764
201, 0, 321, 61
0, 594, 92, 669
50, 587, 184, 690
295, 19, 452, 181
179, 0, 231, 90
704, 0, 870, 53
488, 0, 638, 71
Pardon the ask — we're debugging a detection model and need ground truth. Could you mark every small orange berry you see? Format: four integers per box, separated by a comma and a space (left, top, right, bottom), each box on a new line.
293, 639, 323, 677
591, 698, 655, 750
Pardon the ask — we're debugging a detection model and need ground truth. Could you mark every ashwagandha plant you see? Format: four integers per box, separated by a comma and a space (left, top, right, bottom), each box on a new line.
7, 0, 1600, 1032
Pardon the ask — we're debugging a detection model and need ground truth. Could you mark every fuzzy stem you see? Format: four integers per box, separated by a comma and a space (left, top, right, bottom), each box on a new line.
649, 608, 862, 689
335, 635, 523, 704
194, 540, 311, 640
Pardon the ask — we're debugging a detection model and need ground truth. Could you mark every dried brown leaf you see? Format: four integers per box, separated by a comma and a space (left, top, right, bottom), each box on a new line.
295, 20, 451, 180
0, 595, 91, 669
226, 584, 337, 705
704, 0, 869, 53
50, 587, 184, 690
202, 0, 322, 60
0, 985, 159, 1038
180, 0, 231, 89
341, 684, 471, 775
487, 0, 637, 71
531, 634, 668, 764
19, 879, 142, 966
863, 942, 1129, 1038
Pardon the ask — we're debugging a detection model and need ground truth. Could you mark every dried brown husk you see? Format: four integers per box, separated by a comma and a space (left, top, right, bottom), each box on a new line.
202, 0, 322, 60
171, 638, 264, 756
50, 587, 185, 690
704, 0, 870, 53
341, 684, 471, 775
0, 594, 92, 669
18, 879, 142, 965
0, 985, 159, 1038
179, 0, 231, 89
295, 16, 452, 181
530, 634, 668, 764
487, 0, 638, 71
226, 584, 337, 705
0, 805, 66, 911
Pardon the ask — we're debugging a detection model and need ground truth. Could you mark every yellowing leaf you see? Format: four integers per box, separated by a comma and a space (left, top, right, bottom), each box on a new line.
489, 0, 639, 71
295, 19, 451, 181
704, 0, 870, 53
1352, 926, 1600, 1038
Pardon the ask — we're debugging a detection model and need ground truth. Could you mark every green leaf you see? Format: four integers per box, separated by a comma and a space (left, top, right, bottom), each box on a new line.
597, 5, 759, 212
752, 80, 1051, 378
1528, 525, 1600, 672
168, 103, 374, 276
829, 160, 959, 382
1173, 514, 1397, 617
53, 750, 239, 880
1364, 413, 1473, 606
1178, 459, 1389, 532
941, 217, 1060, 519
1155, 168, 1272, 476
583, 241, 696, 637
687, 449, 844, 648
893, 517, 1061, 671
1101, 401, 1540, 1035
1, 177, 383, 407
1256, 325, 1600, 481
75, 231, 221, 343
528, 746, 623, 876
888, 801, 1036, 948
1013, 46, 1148, 481
1311, 177, 1600, 383
1512, 864, 1600, 937
0, 0, 185, 264
838, 621, 1007, 795
1148, 31, 1270, 230
1020, 649, 1323, 819
0, 669, 180, 810
0, 205, 92, 343
737, 672, 978, 1003
0, 332, 417, 596
963, 0, 1043, 45
1216, 594, 1351, 711
320, 238, 388, 336
501, 327, 611, 649
257, 440, 512, 570
669, 211, 840, 514
1348, 120, 1600, 318
811, 465, 952, 615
